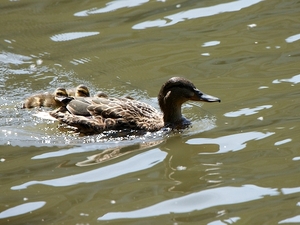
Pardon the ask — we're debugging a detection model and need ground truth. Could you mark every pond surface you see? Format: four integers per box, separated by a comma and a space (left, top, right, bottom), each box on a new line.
1, 0, 300, 224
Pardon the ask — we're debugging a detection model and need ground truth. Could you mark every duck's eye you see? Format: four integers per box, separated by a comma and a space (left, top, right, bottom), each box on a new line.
57, 91, 65, 96
185, 90, 196, 98
79, 90, 87, 94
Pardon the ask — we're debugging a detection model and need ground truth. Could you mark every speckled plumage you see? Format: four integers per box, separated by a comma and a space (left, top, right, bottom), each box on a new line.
67, 84, 90, 97
50, 77, 220, 134
23, 87, 68, 108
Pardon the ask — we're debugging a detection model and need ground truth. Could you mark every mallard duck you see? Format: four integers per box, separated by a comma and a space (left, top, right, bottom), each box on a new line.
50, 77, 220, 133
67, 84, 90, 97
22, 87, 68, 108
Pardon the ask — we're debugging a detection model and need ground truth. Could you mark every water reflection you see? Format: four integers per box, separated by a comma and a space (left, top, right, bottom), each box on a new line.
11, 148, 166, 190
0, 201, 46, 219
50, 32, 100, 42
74, 0, 149, 16
202, 41, 221, 47
224, 105, 272, 117
186, 131, 274, 154
133, 0, 263, 29
273, 74, 300, 84
0, 52, 32, 65
98, 184, 279, 220
1, 0, 300, 223
285, 33, 300, 43
279, 215, 300, 224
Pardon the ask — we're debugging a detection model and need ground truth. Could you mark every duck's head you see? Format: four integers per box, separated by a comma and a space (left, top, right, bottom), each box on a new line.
75, 85, 90, 97
94, 91, 108, 98
54, 87, 73, 106
54, 87, 68, 97
158, 77, 220, 124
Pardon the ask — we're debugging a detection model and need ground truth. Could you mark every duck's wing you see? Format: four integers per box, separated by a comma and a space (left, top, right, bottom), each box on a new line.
87, 97, 163, 130
50, 97, 164, 133
88, 97, 157, 118
66, 99, 91, 116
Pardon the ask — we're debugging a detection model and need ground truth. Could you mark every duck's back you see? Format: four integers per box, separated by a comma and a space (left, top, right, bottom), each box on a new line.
87, 97, 164, 131
51, 97, 164, 133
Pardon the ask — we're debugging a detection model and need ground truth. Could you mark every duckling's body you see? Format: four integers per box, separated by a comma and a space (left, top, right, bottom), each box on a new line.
50, 77, 220, 134
67, 85, 90, 97
23, 87, 68, 108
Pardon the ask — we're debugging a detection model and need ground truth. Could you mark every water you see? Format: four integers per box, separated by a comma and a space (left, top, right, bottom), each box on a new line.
1, 0, 300, 224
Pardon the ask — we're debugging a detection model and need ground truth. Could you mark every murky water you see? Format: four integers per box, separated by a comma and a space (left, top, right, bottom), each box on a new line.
1, 0, 300, 224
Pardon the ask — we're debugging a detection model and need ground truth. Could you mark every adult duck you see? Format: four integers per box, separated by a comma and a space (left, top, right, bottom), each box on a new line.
23, 87, 68, 108
50, 77, 220, 133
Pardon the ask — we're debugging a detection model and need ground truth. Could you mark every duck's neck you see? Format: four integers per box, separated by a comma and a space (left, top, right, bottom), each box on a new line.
160, 97, 189, 128
163, 103, 182, 123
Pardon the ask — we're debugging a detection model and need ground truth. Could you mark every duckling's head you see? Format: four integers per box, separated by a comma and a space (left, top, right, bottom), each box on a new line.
54, 87, 74, 106
158, 77, 220, 124
75, 85, 90, 97
54, 87, 68, 97
94, 91, 108, 98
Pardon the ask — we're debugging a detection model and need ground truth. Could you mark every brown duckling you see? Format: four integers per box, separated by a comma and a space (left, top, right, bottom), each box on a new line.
94, 91, 108, 98
94, 91, 133, 100
23, 87, 68, 108
50, 77, 220, 133
67, 84, 90, 97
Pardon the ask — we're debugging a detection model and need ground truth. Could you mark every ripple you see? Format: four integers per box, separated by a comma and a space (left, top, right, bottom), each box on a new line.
279, 215, 300, 224
98, 185, 278, 220
74, 0, 149, 16
273, 74, 300, 84
133, 0, 263, 29
11, 148, 166, 190
0, 201, 46, 219
224, 105, 272, 117
285, 33, 300, 43
0, 52, 32, 65
274, 138, 292, 146
202, 41, 220, 47
50, 32, 100, 42
186, 131, 274, 154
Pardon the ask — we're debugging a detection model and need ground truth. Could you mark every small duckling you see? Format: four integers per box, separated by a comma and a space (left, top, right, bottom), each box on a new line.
94, 92, 132, 99
94, 91, 108, 98
67, 85, 90, 97
23, 87, 68, 108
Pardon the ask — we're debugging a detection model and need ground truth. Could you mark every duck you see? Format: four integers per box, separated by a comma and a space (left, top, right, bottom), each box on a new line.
67, 84, 90, 97
49, 77, 220, 134
22, 87, 69, 108
94, 91, 108, 98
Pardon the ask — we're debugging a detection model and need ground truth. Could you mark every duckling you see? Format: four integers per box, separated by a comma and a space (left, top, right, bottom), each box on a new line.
23, 87, 68, 108
50, 77, 220, 134
94, 91, 133, 100
67, 84, 90, 97
94, 91, 108, 98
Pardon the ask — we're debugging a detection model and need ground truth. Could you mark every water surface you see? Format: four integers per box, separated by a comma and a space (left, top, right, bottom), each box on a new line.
1, 0, 300, 224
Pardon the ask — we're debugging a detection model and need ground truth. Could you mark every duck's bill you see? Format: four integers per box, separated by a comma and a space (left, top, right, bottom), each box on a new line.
199, 92, 221, 103
55, 96, 74, 105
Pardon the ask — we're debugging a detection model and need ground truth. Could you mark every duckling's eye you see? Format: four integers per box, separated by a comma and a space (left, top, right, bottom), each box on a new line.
57, 91, 65, 96
79, 90, 87, 94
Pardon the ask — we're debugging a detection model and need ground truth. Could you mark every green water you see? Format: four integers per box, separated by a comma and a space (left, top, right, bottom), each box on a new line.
1, 0, 300, 224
